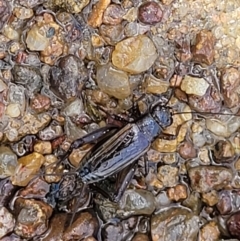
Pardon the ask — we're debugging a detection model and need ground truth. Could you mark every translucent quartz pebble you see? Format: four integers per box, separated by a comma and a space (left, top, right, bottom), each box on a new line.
11, 152, 45, 186
112, 35, 157, 74
96, 63, 131, 99
26, 26, 49, 51
206, 116, 240, 138
0, 146, 18, 178
181, 76, 209, 96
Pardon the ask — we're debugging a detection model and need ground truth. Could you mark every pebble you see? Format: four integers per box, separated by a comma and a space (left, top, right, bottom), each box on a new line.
202, 190, 219, 206
188, 166, 232, 193
151, 207, 199, 241
179, 141, 197, 159
63, 211, 99, 241
0, 0, 11, 30
30, 94, 51, 113
213, 140, 235, 163
13, 6, 33, 19
181, 76, 209, 96
0, 146, 18, 178
43, 154, 64, 183
11, 152, 45, 186
0, 207, 15, 239
88, 0, 111, 28
216, 191, 232, 215
199, 221, 220, 241
191, 30, 215, 65
206, 116, 240, 138
132, 233, 150, 241
96, 63, 131, 99
221, 67, 240, 108
167, 184, 188, 201
41, 213, 67, 241
138, 2, 163, 25
119, 189, 155, 218
157, 165, 179, 187
49, 55, 87, 101
103, 4, 124, 25
6, 103, 21, 118
45, 0, 90, 13
112, 35, 157, 74
14, 198, 52, 239
227, 211, 240, 239
33, 141, 52, 154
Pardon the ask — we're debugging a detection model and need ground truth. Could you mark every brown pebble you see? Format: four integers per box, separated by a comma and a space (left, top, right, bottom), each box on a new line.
34, 141, 52, 154
167, 184, 188, 201
216, 190, 232, 215
132, 233, 149, 241
88, 0, 111, 28
179, 141, 197, 159
191, 30, 215, 65
199, 221, 220, 241
138, 2, 163, 25
63, 212, 99, 241
103, 4, 124, 25
30, 94, 51, 113
227, 211, 240, 239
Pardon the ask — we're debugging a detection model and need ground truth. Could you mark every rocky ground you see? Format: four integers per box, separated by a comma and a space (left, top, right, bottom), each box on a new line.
0, 0, 240, 240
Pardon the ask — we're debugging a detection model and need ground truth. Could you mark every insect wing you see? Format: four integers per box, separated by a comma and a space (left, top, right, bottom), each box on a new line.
81, 124, 150, 184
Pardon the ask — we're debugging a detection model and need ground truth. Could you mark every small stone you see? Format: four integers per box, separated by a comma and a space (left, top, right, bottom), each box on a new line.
213, 140, 235, 163
26, 25, 50, 51
132, 233, 150, 241
0, 0, 11, 30
216, 190, 232, 215
49, 55, 87, 101
11, 152, 45, 186
18, 178, 50, 199
112, 35, 157, 74
199, 221, 220, 241
96, 63, 131, 99
144, 75, 169, 94
221, 67, 240, 108
179, 141, 197, 159
30, 94, 51, 113
181, 76, 209, 96
167, 184, 188, 201
0, 146, 18, 178
151, 207, 199, 241
138, 2, 163, 25
2, 25, 20, 40
0, 207, 15, 239
13, 6, 33, 19
191, 30, 215, 65
33, 141, 52, 154
119, 190, 155, 218
69, 144, 93, 167
103, 4, 124, 25
157, 165, 179, 187
63, 212, 99, 241
14, 198, 52, 239
202, 190, 219, 206
6, 103, 21, 118
41, 213, 67, 241
188, 166, 232, 193
43, 154, 64, 183
88, 0, 111, 28
227, 211, 240, 239
206, 116, 240, 138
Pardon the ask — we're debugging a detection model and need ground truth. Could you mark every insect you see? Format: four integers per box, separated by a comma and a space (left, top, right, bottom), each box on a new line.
48, 62, 240, 212
48, 90, 174, 211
